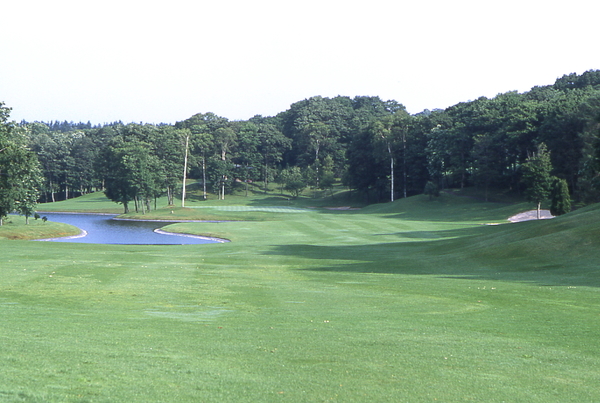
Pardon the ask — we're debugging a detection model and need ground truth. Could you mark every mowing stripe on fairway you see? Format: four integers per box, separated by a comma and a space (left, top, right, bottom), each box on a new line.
188, 206, 312, 213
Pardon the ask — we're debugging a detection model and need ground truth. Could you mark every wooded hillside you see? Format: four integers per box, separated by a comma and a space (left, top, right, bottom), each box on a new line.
2, 69, 600, 216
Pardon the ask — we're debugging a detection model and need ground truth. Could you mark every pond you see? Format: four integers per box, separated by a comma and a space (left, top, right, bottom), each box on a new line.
36, 212, 225, 245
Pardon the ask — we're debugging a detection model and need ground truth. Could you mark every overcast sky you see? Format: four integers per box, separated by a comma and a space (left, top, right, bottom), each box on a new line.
1, 0, 598, 124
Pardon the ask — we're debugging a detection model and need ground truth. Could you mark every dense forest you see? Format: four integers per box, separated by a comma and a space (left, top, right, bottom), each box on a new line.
2, 70, 600, 219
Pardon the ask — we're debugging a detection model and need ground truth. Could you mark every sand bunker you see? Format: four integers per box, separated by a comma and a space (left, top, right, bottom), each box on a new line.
508, 210, 554, 222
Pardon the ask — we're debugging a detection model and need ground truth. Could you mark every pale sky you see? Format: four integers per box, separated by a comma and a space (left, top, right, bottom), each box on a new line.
1, 0, 598, 124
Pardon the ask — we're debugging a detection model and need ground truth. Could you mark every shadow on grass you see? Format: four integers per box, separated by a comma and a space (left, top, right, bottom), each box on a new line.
265, 236, 600, 288
373, 227, 478, 240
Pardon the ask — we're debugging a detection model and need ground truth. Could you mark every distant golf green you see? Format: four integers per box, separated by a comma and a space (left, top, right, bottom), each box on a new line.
1, 190, 599, 402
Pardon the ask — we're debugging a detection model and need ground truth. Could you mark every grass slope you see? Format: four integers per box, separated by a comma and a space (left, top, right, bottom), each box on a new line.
1, 191, 599, 402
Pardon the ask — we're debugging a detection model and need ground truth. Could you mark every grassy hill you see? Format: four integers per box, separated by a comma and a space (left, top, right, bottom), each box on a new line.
1, 190, 599, 402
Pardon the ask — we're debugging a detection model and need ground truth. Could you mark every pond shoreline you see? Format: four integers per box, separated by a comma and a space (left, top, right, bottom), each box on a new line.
34, 212, 230, 244
35, 229, 89, 242
154, 228, 230, 243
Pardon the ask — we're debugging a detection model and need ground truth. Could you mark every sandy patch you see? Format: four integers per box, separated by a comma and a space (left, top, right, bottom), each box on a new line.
508, 210, 554, 223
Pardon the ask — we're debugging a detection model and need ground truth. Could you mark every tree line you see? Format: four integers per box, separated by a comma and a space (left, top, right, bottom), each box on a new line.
1, 69, 600, 221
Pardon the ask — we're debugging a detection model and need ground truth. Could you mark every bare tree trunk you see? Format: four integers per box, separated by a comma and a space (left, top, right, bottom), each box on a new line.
388, 143, 394, 202
202, 155, 207, 200
264, 156, 269, 194
245, 165, 249, 197
315, 139, 320, 194
181, 134, 189, 208
402, 133, 407, 199
167, 186, 173, 206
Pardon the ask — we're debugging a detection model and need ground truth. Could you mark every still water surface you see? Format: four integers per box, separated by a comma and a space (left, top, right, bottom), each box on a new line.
37, 212, 222, 245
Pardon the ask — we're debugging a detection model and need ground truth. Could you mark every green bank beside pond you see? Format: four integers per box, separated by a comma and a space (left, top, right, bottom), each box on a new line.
0, 215, 80, 240
1, 191, 600, 402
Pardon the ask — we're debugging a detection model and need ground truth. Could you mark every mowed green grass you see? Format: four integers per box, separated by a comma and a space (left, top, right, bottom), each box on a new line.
2, 192, 600, 402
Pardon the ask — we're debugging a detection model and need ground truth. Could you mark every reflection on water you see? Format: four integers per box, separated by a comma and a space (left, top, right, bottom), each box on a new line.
37, 212, 221, 245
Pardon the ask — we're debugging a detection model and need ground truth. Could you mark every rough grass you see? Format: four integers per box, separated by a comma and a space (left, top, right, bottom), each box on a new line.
1, 190, 599, 402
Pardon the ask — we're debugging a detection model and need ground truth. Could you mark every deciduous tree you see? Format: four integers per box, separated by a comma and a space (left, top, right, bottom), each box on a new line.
280, 166, 306, 198
0, 103, 42, 224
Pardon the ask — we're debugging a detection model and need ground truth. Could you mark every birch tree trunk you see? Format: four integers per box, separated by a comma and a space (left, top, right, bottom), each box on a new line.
202, 155, 207, 200
181, 134, 189, 207
388, 143, 394, 202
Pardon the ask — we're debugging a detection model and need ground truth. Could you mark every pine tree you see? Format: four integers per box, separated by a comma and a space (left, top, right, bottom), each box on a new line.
423, 181, 439, 201
550, 177, 571, 216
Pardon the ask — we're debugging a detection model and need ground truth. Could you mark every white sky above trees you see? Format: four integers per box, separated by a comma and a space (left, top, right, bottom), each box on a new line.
1, 0, 598, 124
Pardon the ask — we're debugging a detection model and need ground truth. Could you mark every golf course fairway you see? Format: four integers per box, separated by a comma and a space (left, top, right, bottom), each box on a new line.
1, 191, 599, 402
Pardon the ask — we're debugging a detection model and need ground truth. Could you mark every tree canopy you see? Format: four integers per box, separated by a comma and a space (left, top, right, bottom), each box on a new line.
4, 69, 600, 212
0, 103, 43, 224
